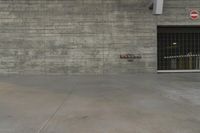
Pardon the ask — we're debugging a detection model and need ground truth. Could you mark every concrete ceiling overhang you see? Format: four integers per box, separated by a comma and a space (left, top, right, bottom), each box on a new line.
149, 0, 164, 15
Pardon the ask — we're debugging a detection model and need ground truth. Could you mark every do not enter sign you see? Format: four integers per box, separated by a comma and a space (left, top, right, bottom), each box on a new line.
190, 10, 199, 20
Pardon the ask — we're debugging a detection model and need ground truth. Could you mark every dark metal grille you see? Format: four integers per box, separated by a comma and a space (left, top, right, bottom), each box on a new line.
158, 26, 200, 70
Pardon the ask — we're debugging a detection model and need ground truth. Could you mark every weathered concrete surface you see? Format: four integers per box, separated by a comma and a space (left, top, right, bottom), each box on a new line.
0, 0, 200, 74
0, 74, 200, 133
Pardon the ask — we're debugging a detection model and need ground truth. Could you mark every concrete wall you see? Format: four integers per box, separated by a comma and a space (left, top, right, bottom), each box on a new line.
0, 0, 199, 75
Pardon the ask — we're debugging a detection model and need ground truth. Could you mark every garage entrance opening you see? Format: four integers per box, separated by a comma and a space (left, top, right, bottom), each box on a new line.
157, 26, 200, 72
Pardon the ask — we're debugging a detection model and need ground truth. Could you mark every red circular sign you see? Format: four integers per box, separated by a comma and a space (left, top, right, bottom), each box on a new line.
190, 10, 199, 20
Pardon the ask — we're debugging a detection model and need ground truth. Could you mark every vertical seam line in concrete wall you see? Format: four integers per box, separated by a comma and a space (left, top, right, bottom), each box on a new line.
102, 0, 105, 75
44, 0, 47, 75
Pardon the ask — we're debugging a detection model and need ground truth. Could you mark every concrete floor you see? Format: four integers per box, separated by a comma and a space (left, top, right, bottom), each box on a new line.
0, 74, 200, 133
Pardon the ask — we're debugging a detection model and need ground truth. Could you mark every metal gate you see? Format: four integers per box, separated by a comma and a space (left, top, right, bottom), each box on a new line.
157, 26, 200, 72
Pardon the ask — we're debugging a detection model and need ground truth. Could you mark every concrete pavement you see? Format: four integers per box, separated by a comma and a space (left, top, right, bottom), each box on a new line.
0, 74, 200, 133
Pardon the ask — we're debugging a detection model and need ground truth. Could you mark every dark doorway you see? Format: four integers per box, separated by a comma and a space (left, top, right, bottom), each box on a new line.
157, 26, 200, 71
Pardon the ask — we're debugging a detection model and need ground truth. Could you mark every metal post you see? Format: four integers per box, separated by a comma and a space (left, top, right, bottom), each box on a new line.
153, 0, 164, 14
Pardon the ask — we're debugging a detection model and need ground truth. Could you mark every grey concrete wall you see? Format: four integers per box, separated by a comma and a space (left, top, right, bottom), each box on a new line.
0, 0, 200, 75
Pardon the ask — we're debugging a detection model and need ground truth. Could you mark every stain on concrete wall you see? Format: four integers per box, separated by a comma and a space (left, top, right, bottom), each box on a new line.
0, 0, 199, 75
